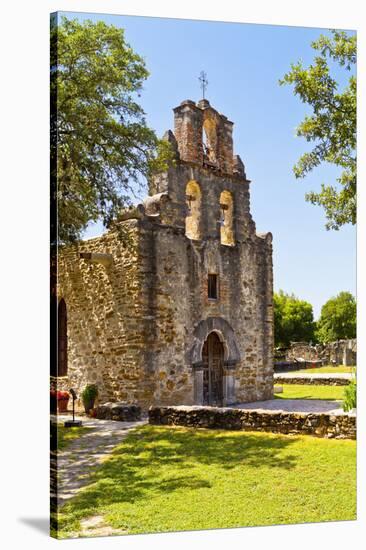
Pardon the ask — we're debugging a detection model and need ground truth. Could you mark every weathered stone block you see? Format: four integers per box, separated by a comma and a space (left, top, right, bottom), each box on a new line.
96, 402, 141, 421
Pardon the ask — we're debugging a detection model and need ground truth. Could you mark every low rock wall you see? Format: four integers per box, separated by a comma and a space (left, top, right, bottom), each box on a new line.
275, 376, 350, 386
149, 406, 356, 439
96, 402, 141, 421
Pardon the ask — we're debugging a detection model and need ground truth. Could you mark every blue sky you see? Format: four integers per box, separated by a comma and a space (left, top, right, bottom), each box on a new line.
61, 12, 356, 319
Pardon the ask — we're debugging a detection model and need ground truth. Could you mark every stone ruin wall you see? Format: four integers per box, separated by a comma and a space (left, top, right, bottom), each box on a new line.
56, 221, 156, 410
285, 339, 357, 366
324, 339, 357, 366
285, 342, 319, 362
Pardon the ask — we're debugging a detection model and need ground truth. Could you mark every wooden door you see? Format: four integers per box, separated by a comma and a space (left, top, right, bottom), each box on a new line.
202, 332, 224, 406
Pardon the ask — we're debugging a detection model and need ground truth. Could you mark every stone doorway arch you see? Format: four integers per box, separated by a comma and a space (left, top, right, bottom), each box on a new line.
202, 332, 224, 406
188, 317, 240, 406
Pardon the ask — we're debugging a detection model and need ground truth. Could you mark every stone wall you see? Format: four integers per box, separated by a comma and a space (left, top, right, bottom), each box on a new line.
285, 340, 357, 366
149, 406, 356, 440
274, 376, 350, 386
286, 342, 319, 362
324, 339, 357, 366
56, 221, 156, 409
147, 159, 273, 406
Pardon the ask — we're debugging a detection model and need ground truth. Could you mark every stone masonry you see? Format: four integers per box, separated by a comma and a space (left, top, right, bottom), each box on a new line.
285, 340, 357, 366
56, 98, 274, 410
149, 406, 356, 440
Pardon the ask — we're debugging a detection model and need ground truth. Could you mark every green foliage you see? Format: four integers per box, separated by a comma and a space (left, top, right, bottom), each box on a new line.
316, 291, 356, 343
56, 425, 356, 537
343, 379, 356, 412
280, 30, 356, 230
81, 384, 98, 403
50, 16, 173, 245
274, 290, 316, 347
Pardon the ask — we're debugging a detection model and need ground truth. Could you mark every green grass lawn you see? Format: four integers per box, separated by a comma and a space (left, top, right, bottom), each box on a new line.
51, 423, 91, 451
56, 425, 356, 538
295, 365, 355, 374
275, 384, 345, 401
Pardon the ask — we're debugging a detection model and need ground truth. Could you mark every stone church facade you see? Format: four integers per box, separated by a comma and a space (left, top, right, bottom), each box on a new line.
56, 98, 274, 409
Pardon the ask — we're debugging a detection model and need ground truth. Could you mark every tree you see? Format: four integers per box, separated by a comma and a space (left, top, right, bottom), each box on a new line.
280, 30, 356, 230
50, 16, 172, 245
316, 291, 356, 343
274, 290, 316, 347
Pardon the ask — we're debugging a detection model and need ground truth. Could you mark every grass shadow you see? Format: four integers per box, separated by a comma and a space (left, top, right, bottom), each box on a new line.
59, 425, 299, 522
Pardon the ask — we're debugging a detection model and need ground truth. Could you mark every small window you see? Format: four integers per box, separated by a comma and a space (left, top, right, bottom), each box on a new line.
208, 274, 218, 300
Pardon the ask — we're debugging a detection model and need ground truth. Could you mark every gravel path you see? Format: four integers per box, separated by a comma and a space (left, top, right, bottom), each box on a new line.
236, 399, 345, 414
52, 414, 147, 507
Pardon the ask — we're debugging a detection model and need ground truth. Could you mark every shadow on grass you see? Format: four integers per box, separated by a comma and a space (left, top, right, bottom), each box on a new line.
60, 426, 299, 519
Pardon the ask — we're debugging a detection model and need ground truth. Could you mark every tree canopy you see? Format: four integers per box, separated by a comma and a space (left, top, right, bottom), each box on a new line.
50, 16, 172, 245
280, 30, 356, 230
316, 291, 356, 343
274, 290, 316, 347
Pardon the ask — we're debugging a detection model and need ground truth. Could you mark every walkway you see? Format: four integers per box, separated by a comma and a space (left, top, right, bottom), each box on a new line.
52, 414, 147, 507
274, 372, 352, 380
236, 399, 344, 414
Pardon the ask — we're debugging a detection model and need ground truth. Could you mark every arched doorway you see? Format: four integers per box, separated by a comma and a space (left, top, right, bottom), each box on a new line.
202, 332, 224, 406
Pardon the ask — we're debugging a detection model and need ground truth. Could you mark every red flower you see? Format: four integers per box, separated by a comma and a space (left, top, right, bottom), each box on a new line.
50, 390, 70, 400
58, 391, 70, 400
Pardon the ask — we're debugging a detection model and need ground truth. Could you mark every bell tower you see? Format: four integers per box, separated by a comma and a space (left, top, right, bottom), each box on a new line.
172, 99, 244, 177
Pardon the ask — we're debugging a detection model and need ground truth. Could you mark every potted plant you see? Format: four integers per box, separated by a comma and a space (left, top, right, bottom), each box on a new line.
81, 384, 98, 413
57, 390, 70, 413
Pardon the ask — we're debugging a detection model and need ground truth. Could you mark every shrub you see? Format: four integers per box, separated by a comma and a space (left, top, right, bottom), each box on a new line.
81, 384, 99, 414
81, 384, 98, 405
343, 379, 356, 412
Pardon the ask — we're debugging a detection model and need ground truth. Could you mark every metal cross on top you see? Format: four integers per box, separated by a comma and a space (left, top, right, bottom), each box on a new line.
199, 70, 208, 99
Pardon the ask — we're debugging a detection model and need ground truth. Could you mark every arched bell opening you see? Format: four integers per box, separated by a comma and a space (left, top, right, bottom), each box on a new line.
185, 180, 202, 240
202, 116, 218, 165
219, 190, 235, 246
